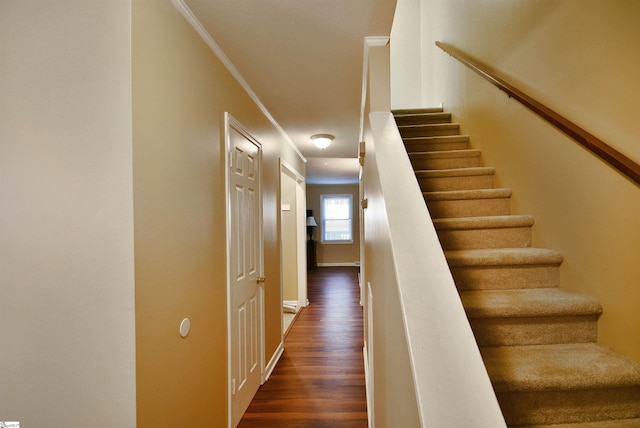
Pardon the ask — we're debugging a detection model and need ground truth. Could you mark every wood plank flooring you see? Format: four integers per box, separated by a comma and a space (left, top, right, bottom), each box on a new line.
239, 266, 368, 427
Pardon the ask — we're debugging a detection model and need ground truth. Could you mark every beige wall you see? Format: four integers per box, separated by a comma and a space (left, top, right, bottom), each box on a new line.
390, 0, 424, 109
306, 184, 361, 266
392, 0, 640, 362
132, 0, 304, 425
1, 1, 136, 426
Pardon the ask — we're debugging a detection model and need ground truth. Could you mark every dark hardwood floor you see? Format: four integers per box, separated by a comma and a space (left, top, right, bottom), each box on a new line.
239, 266, 368, 427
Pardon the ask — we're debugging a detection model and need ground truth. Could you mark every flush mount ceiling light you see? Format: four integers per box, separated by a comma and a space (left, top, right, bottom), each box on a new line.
311, 134, 334, 150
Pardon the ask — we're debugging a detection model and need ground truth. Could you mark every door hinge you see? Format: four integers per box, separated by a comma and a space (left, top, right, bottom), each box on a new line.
231, 378, 236, 395
229, 151, 233, 168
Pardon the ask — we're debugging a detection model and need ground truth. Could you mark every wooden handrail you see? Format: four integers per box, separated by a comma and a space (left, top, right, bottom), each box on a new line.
435, 41, 640, 186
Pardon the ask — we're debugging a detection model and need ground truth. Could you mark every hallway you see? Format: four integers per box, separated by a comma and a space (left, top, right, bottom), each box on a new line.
239, 266, 368, 427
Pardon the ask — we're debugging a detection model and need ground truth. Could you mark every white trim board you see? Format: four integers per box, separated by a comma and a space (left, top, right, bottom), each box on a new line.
359, 36, 390, 142
263, 341, 284, 383
171, 0, 306, 163
365, 282, 375, 427
363, 343, 374, 428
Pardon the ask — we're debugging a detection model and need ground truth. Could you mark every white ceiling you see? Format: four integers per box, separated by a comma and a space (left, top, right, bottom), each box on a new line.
306, 157, 360, 185
182, 0, 397, 183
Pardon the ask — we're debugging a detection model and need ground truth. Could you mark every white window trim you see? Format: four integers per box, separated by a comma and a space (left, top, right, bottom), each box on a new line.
320, 194, 354, 244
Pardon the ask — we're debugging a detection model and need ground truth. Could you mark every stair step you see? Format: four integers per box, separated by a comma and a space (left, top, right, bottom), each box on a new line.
446, 247, 564, 267
394, 107, 640, 426
445, 247, 563, 290
404, 135, 470, 152
394, 111, 452, 126
392, 107, 444, 115
433, 215, 533, 249
461, 288, 602, 346
482, 343, 640, 425
462, 288, 602, 319
409, 149, 482, 169
416, 166, 495, 191
398, 122, 461, 138
434, 214, 533, 230
425, 188, 512, 218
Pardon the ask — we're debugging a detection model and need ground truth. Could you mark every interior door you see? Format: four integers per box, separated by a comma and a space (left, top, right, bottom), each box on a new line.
227, 115, 263, 427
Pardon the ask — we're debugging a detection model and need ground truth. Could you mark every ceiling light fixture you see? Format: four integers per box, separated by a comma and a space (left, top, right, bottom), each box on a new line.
311, 134, 334, 150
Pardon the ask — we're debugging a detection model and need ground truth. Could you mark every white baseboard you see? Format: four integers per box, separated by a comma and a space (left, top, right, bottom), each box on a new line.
364, 343, 374, 427
283, 300, 308, 311
263, 341, 284, 383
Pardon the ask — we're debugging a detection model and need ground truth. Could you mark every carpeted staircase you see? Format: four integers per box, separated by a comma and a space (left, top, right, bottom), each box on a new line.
394, 107, 640, 427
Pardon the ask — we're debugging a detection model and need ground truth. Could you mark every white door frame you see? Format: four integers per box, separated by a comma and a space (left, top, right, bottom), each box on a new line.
224, 113, 265, 427
279, 160, 308, 313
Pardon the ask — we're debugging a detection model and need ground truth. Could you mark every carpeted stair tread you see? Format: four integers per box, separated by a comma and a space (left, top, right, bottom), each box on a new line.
392, 107, 444, 115
460, 288, 602, 318
424, 188, 512, 201
445, 247, 564, 267
403, 135, 471, 152
434, 215, 533, 250
415, 166, 495, 178
403, 134, 470, 144
520, 418, 640, 427
398, 122, 460, 133
399, 123, 462, 138
410, 149, 483, 170
409, 149, 481, 160
425, 189, 513, 219
433, 215, 533, 230
482, 343, 640, 392
394, 111, 452, 126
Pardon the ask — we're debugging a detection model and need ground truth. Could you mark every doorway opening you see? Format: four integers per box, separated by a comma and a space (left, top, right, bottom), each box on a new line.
279, 160, 308, 336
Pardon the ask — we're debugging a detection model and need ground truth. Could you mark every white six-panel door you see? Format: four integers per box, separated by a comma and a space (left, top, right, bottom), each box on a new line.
226, 115, 263, 427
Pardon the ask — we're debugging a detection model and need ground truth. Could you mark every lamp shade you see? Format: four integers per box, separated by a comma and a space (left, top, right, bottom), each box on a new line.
306, 216, 318, 227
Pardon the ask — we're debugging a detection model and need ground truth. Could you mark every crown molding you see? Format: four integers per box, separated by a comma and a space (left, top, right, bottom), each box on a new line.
170, 0, 306, 162
366, 36, 391, 47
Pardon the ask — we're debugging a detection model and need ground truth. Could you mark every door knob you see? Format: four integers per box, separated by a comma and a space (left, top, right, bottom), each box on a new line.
256, 276, 266, 284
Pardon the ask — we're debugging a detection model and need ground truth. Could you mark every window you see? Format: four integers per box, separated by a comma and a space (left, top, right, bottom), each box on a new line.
320, 194, 353, 243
